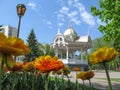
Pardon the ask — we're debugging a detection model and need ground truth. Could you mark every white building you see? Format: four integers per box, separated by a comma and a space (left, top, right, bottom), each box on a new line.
0, 25, 24, 62
51, 24, 92, 70
0, 25, 17, 37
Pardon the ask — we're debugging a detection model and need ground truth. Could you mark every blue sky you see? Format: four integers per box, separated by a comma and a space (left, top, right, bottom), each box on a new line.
0, 0, 103, 44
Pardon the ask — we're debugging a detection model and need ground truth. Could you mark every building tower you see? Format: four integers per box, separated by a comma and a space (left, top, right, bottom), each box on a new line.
0, 25, 17, 37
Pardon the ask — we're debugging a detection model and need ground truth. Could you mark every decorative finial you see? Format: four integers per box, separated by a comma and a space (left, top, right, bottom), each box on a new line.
68, 22, 72, 29
57, 28, 61, 35
87, 30, 90, 36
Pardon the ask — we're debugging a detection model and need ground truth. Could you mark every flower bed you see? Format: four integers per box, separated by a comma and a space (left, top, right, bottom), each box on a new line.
1, 72, 96, 90
0, 33, 118, 90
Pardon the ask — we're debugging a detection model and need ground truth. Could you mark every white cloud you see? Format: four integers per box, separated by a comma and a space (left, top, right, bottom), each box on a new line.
43, 19, 52, 25
68, 0, 73, 6
56, 0, 65, 5
56, 13, 64, 19
55, 0, 96, 26
42, 19, 53, 29
28, 2, 37, 10
70, 18, 81, 25
46, 21, 52, 25
58, 22, 64, 27
59, 6, 70, 14
68, 11, 81, 25
72, 1, 96, 26
73, 2, 85, 12
74, 0, 79, 2
55, 12, 65, 22
55, 6, 69, 26
68, 11, 78, 17
97, 18, 105, 25
80, 11, 95, 26
58, 5, 82, 25
57, 0, 64, 2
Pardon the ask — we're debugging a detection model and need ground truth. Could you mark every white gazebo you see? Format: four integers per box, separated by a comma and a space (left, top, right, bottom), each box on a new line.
51, 24, 92, 70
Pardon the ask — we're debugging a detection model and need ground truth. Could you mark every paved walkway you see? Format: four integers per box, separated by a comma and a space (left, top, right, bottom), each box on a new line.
50, 70, 120, 90
67, 71, 120, 90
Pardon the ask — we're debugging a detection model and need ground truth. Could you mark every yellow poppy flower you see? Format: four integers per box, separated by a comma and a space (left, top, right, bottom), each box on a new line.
22, 62, 35, 71
90, 47, 118, 64
62, 66, 71, 75
77, 72, 85, 80
0, 33, 7, 45
0, 33, 30, 56
105, 48, 118, 61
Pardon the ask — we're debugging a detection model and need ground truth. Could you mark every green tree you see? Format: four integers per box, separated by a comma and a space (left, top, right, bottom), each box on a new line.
24, 29, 40, 62
0, 25, 3, 31
90, 37, 118, 70
38, 43, 55, 56
91, 37, 112, 53
91, 0, 120, 50
91, 0, 120, 68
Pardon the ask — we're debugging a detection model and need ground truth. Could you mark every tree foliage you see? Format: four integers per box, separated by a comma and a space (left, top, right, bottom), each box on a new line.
38, 43, 55, 57
90, 37, 119, 70
0, 25, 3, 31
24, 29, 40, 62
91, 37, 112, 53
91, 0, 120, 52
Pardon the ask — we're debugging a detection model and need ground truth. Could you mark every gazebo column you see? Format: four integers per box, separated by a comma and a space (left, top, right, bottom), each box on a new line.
66, 46, 69, 59
55, 49, 59, 57
85, 49, 88, 64
81, 51, 83, 60
59, 50, 62, 59
80, 50, 84, 64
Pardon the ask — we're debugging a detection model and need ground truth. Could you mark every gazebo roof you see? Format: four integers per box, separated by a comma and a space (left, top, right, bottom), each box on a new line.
63, 24, 79, 41
64, 24, 78, 36
51, 24, 92, 52
76, 35, 90, 42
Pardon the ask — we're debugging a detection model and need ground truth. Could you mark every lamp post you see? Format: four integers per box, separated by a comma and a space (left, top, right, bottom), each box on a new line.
16, 4, 26, 38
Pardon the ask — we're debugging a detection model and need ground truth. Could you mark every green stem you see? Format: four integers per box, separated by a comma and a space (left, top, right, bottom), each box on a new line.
83, 80, 85, 85
82, 80, 85, 90
32, 72, 35, 90
45, 73, 48, 90
76, 72, 78, 90
89, 79, 93, 90
1, 54, 6, 70
103, 62, 112, 90
0, 54, 6, 90
61, 74, 64, 90
54, 74, 58, 90
66, 74, 70, 88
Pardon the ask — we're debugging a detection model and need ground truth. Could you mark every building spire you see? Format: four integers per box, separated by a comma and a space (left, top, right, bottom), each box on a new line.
68, 22, 72, 29
57, 28, 61, 35
87, 30, 90, 36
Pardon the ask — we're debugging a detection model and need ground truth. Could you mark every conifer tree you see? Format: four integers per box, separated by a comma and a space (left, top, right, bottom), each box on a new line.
24, 29, 40, 62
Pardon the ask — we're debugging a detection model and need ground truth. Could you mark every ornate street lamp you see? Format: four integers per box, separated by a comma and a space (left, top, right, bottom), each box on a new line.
16, 4, 26, 37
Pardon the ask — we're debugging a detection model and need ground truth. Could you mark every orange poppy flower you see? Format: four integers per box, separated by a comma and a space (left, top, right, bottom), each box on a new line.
22, 62, 35, 71
73, 67, 81, 71
34, 55, 64, 73
77, 70, 94, 80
